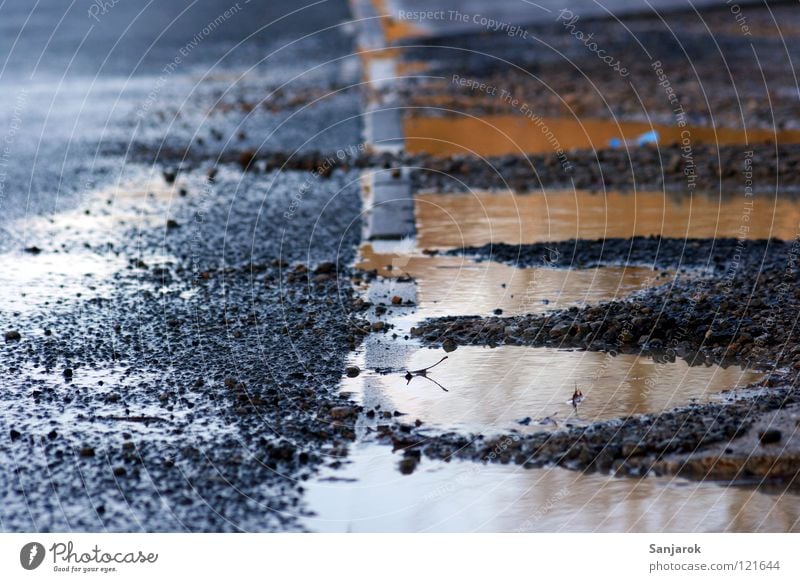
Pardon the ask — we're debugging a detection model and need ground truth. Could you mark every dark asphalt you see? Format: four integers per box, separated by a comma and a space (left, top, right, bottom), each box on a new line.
0, 0, 369, 532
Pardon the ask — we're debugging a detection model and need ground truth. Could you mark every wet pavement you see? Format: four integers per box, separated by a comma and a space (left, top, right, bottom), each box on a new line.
0, 1, 367, 532
3, 0, 800, 534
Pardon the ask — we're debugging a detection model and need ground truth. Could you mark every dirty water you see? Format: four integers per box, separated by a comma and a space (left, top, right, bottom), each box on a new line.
359, 244, 665, 317
346, 236, 759, 443
404, 114, 800, 157
347, 210, 727, 438
342, 345, 763, 434
416, 189, 800, 248
303, 442, 800, 532
321, 170, 788, 531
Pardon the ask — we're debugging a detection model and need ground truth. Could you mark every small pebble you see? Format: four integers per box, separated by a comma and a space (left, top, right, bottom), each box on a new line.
759, 428, 782, 445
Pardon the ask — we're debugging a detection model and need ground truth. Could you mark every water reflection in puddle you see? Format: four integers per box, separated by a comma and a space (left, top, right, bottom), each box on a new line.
416, 190, 800, 247
331, 151, 786, 532
0, 168, 199, 315
358, 244, 663, 318
304, 443, 799, 532
344, 346, 763, 433
404, 114, 800, 157
0, 251, 124, 315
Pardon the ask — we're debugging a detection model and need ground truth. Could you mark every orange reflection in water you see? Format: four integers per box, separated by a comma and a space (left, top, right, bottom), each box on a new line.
416, 190, 800, 248
404, 114, 800, 156
357, 243, 663, 318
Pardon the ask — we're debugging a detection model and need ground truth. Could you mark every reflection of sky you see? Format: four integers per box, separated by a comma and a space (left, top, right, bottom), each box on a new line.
343, 345, 763, 434
304, 444, 799, 532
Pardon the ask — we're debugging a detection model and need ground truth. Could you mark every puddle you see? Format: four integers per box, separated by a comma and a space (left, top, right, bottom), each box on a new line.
404, 114, 800, 157
350, 241, 750, 437
0, 167, 206, 316
343, 346, 763, 434
0, 250, 124, 315
329, 155, 779, 532
417, 190, 800, 247
324, 231, 778, 532
359, 244, 663, 317
303, 443, 799, 532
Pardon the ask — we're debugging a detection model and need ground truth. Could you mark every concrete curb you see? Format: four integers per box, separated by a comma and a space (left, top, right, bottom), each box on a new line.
349, 0, 418, 399
363, 168, 415, 241
350, 0, 415, 242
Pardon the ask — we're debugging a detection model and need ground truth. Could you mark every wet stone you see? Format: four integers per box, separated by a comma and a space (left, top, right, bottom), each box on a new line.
759, 429, 782, 445
398, 457, 419, 475
330, 406, 355, 420
4, 330, 21, 342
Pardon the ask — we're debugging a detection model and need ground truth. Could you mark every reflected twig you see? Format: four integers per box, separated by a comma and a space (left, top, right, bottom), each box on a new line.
404, 356, 449, 392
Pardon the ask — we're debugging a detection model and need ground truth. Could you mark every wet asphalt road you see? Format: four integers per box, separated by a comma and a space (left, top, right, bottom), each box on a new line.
4, 0, 799, 533
0, 0, 368, 531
